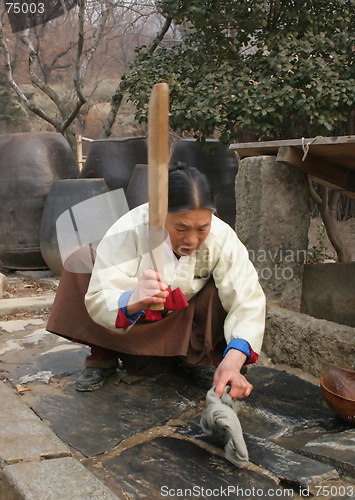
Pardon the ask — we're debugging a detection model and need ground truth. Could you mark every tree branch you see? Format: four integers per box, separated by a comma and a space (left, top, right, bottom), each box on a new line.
78, 0, 109, 82
50, 42, 76, 70
0, 20, 61, 129
102, 13, 172, 138
21, 29, 67, 116
310, 181, 351, 262
147, 16, 172, 55
308, 177, 322, 206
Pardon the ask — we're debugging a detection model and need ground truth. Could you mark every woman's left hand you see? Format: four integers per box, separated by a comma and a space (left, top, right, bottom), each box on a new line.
213, 349, 253, 399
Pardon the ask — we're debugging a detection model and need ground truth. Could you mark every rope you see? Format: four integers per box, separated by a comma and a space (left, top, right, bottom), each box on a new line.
301, 136, 323, 161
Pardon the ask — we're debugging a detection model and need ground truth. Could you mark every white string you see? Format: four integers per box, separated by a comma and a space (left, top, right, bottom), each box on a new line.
301, 136, 324, 161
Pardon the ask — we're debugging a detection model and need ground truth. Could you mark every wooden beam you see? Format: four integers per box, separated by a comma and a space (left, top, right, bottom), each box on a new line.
230, 136, 355, 170
276, 146, 355, 199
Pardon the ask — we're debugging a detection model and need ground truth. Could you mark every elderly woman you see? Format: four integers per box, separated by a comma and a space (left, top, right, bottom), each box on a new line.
47, 165, 265, 399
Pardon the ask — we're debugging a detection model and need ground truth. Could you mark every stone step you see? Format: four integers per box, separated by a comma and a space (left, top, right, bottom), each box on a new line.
302, 430, 355, 478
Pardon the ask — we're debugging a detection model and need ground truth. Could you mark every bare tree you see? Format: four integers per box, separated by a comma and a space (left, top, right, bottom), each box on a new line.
0, 0, 173, 152
0, 0, 109, 154
102, 12, 172, 138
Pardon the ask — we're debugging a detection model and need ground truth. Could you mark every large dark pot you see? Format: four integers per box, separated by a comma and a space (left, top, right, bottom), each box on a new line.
126, 164, 148, 210
170, 139, 239, 227
0, 132, 79, 270
80, 137, 148, 192
40, 179, 127, 276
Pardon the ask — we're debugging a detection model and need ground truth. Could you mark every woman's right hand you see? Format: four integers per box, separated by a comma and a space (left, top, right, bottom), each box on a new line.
126, 269, 169, 315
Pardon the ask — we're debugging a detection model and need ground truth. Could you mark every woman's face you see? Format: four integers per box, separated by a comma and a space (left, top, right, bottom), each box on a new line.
165, 209, 212, 257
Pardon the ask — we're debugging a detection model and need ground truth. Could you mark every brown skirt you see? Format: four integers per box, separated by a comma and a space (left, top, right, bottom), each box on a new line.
46, 251, 227, 376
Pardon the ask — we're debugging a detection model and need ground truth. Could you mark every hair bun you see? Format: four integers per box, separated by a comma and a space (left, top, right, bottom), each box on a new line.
169, 162, 195, 172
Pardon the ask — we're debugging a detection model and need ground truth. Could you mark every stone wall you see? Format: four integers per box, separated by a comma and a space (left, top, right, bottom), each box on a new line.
301, 262, 355, 327
234, 155, 354, 376
264, 305, 355, 377
235, 156, 310, 312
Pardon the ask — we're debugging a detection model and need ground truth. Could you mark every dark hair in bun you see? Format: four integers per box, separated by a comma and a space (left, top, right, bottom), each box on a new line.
168, 163, 216, 213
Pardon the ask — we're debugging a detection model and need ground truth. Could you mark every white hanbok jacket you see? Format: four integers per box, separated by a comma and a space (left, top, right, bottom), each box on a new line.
85, 203, 266, 356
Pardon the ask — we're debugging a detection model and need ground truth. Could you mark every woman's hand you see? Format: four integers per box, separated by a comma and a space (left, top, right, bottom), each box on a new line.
213, 349, 253, 399
126, 269, 169, 316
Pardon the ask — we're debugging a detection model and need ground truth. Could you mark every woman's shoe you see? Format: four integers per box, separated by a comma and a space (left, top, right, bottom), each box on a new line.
75, 366, 117, 392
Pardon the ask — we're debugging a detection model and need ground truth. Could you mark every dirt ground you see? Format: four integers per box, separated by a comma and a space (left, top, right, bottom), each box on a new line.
0, 273, 58, 300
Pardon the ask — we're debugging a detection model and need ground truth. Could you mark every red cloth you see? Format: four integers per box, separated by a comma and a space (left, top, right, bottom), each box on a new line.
246, 348, 259, 365
115, 309, 133, 329
115, 286, 188, 327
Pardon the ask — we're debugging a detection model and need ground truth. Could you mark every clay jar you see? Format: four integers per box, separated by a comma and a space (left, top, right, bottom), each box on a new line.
40, 179, 127, 276
126, 164, 149, 210
170, 139, 239, 227
80, 137, 148, 192
0, 132, 79, 270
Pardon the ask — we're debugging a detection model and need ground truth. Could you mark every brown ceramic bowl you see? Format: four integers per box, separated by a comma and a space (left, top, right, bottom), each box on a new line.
320, 365, 355, 424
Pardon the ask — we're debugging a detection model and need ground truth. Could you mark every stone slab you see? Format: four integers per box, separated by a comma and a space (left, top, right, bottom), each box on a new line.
0, 320, 89, 383
245, 366, 334, 426
238, 403, 295, 439
0, 381, 71, 465
177, 412, 339, 486
244, 434, 338, 485
264, 305, 355, 377
302, 430, 355, 478
104, 436, 293, 499
178, 400, 296, 442
1, 457, 120, 500
0, 294, 55, 316
153, 367, 207, 401
29, 379, 196, 457
0, 272, 8, 298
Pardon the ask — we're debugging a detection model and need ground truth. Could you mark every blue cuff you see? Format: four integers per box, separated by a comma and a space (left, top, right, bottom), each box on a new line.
118, 291, 145, 324
223, 339, 251, 359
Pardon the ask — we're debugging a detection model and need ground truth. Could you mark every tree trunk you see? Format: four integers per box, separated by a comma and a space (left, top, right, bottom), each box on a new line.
64, 126, 78, 161
102, 86, 124, 139
309, 182, 351, 262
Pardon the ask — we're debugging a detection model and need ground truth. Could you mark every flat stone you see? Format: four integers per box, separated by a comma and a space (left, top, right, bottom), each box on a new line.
245, 367, 334, 426
1, 457, 120, 500
153, 366, 207, 401
301, 430, 355, 477
0, 321, 89, 382
177, 410, 339, 486
238, 403, 294, 439
0, 381, 71, 465
0, 318, 44, 333
104, 436, 293, 499
29, 379, 195, 457
0, 273, 8, 298
244, 433, 338, 485
4, 344, 89, 383
0, 294, 55, 317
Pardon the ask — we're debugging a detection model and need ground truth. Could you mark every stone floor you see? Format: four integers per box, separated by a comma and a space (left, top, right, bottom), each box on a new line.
0, 314, 354, 499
